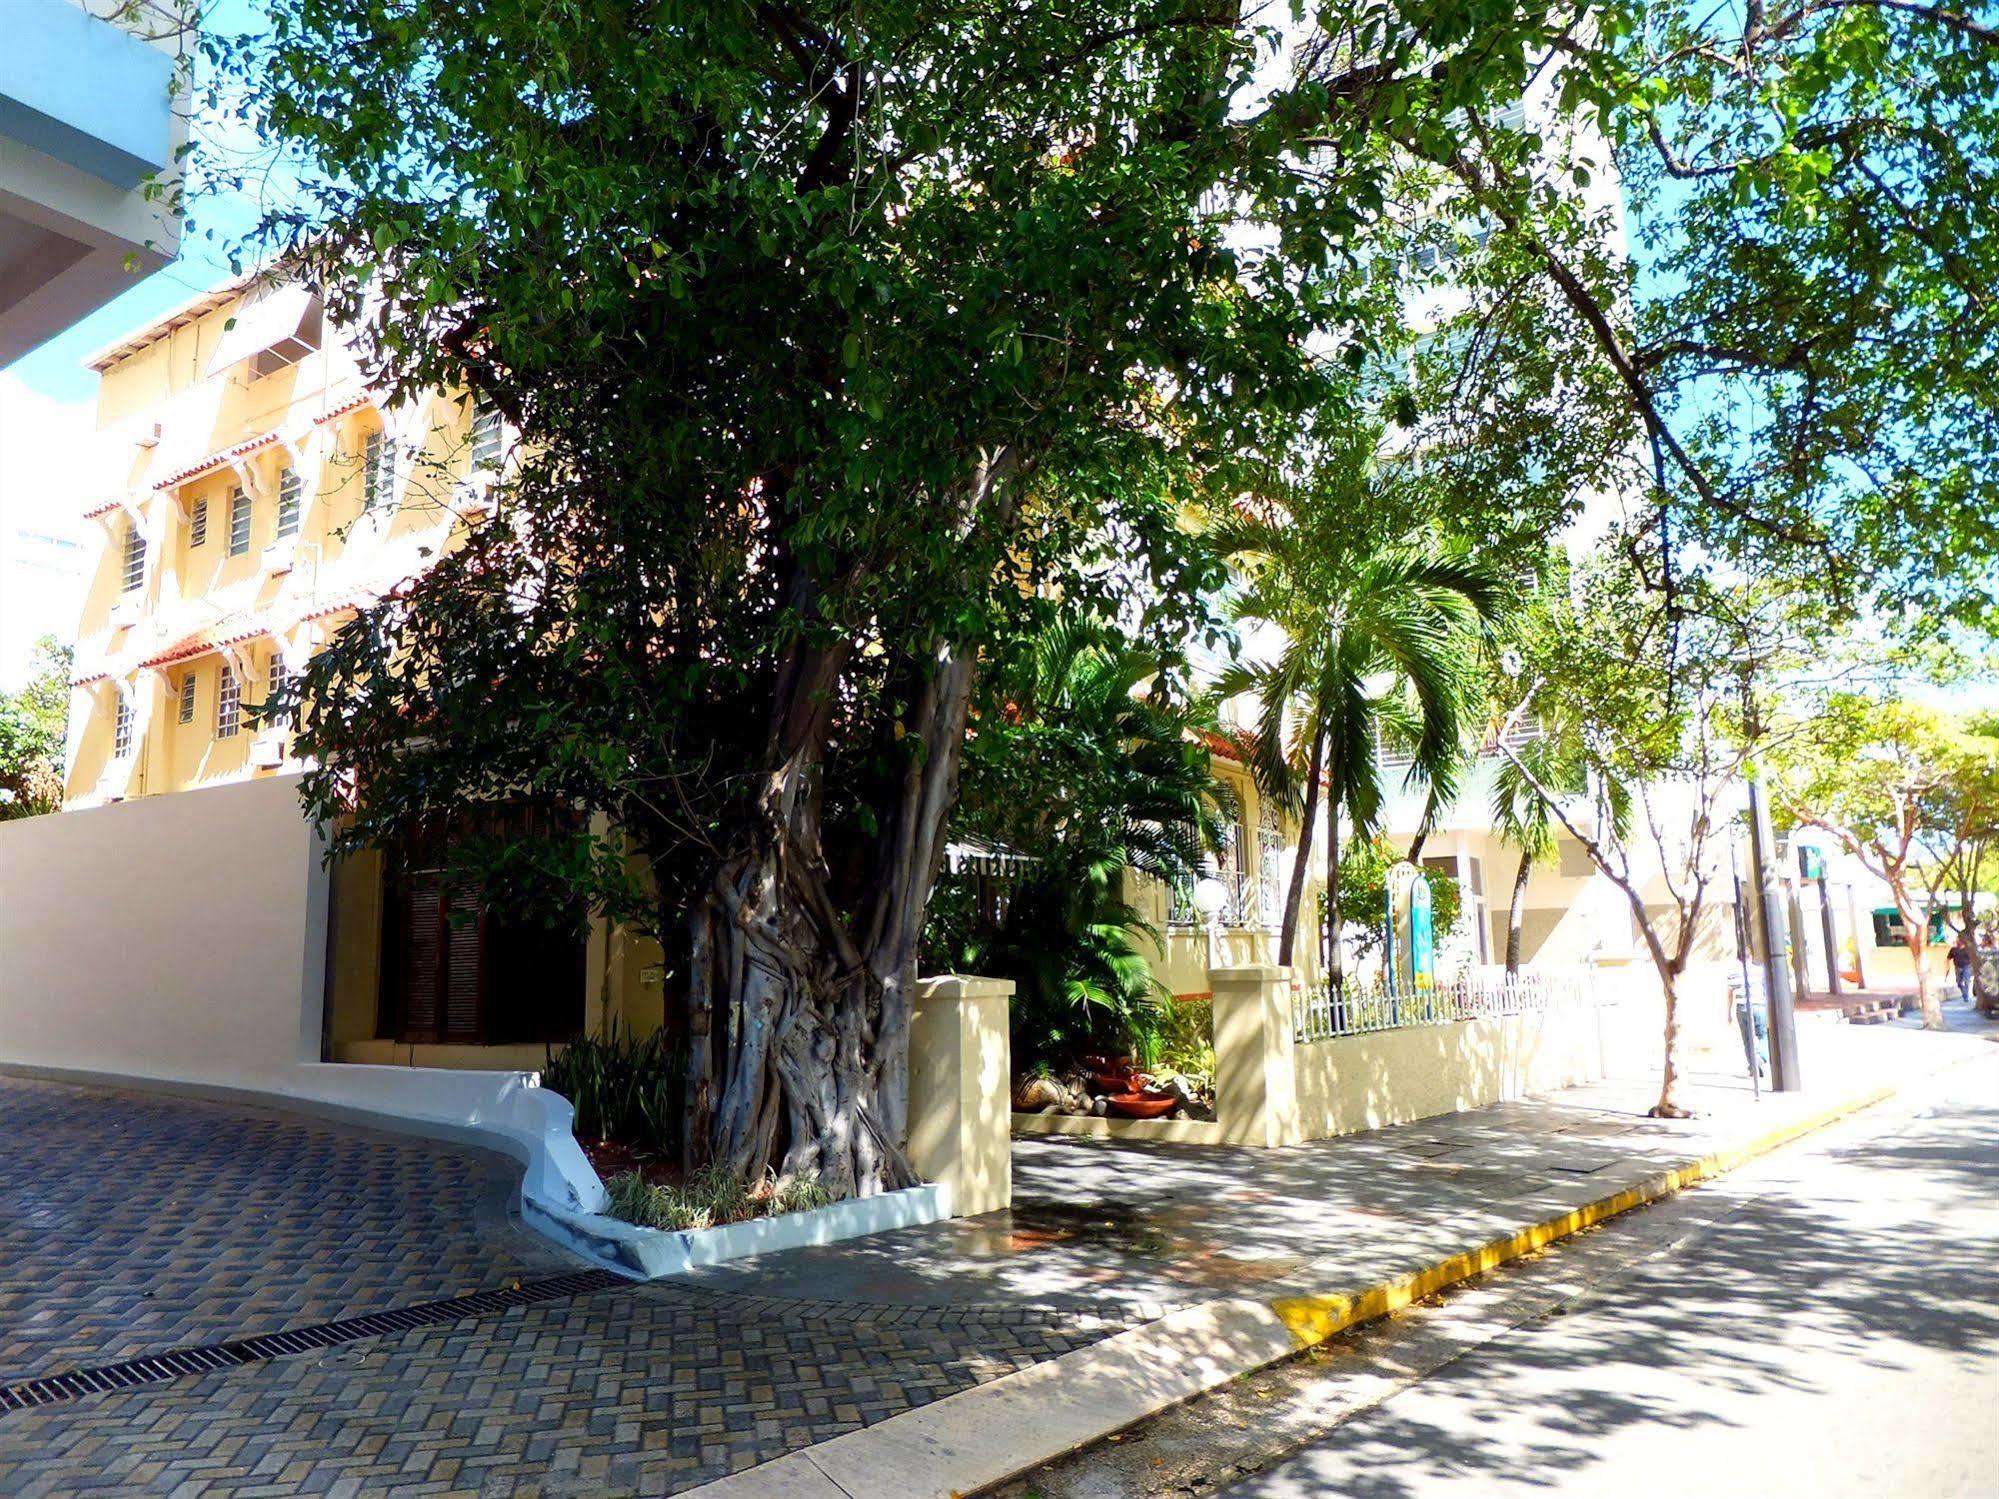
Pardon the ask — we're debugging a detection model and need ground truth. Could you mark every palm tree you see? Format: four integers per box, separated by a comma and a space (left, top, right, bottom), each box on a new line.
1490, 730, 1580, 974
1214, 424, 1506, 990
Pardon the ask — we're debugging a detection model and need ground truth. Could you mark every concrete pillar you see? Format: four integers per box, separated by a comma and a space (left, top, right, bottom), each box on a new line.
1211, 963, 1299, 1147
907, 975, 1014, 1216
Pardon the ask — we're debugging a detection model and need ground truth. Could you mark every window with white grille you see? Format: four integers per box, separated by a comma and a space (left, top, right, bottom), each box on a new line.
178, 670, 196, 724
189, 497, 208, 547
113, 694, 133, 758
1373, 720, 1415, 767
228, 488, 252, 555
364, 429, 395, 510
275, 466, 301, 539
1491, 712, 1546, 754
217, 666, 241, 738
121, 521, 146, 592
470, 394, 503, 471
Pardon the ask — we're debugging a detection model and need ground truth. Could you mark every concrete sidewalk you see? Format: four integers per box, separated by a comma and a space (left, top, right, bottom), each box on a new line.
686, 1017, 1995, 1499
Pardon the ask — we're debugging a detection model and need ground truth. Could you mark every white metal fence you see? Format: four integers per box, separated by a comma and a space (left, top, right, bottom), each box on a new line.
1295, 967, 1602, 1043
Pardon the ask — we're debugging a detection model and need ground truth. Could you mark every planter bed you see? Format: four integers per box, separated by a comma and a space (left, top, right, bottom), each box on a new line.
524, 1178, 951, 1280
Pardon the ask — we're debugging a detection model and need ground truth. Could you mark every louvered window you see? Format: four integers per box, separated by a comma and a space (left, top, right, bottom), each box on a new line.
228, 488, 252, 555
178, 670, 196, 724
266, 654, 293, 726
364, 429, 395, 510
275, 466, 301, 538
470, 393, 503, 471
121, 522, 146, 592
189, 497, 208, 547
382, 810, 586, 1047
216, 665, 240, 738
113, 695, 133, 758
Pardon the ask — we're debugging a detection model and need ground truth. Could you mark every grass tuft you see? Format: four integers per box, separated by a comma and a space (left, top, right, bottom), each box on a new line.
603, 1165, 833, 1232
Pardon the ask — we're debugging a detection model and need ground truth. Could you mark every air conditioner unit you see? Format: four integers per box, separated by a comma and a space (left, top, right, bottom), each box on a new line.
109, 597, 142, 629
262, 537, 297, 575
249, 733, 286, 769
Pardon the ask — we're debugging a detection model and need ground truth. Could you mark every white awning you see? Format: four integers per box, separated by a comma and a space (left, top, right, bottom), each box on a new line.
205, 284, 322, 377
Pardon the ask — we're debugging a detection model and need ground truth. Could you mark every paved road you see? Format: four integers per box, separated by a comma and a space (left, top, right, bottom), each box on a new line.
1217, 1053, 1999, 1499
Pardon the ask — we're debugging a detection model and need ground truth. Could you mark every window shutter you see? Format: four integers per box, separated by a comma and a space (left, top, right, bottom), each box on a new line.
275, 467, 302, 538
189, 497, 208, 547
178, 671, 196, 724
228, 489, 252, 555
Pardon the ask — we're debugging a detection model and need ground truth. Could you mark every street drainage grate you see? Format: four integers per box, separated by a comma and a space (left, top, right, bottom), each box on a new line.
0, 1268, 625, 1412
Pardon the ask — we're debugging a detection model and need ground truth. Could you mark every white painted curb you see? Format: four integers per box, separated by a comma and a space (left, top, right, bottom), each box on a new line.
0, 1058, 952, 1281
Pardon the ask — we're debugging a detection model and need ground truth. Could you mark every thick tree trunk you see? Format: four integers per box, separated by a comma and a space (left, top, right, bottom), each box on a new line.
1650, 965, 1691, 1117
1277, 730, 1325, 969
1505, 848, 1532, 976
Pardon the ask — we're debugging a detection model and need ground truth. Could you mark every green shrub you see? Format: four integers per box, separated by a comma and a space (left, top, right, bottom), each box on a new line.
603, 1166, 832, 1231
1154, 996, 1214, 1083
542, 1023, 686, 1159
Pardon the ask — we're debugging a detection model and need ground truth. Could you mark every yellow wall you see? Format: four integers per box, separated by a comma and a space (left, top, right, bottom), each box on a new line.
66, 280, 494, 809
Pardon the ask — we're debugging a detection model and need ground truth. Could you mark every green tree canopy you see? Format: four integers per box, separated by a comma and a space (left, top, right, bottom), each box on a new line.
210, 1, 1571, 1195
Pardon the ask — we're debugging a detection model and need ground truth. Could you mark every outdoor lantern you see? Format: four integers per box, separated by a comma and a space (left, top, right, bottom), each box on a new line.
1193, 875, 1229, 926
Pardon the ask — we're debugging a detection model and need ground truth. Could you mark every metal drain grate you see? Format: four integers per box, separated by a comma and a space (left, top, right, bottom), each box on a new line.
0, 1268, 625, 1412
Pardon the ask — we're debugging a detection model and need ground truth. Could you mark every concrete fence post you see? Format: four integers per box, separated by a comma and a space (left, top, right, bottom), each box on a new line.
907, 975, 1015, 1216
1210, 964, 1300, 1148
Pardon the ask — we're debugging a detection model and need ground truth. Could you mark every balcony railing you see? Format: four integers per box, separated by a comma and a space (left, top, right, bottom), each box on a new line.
1295, 968, 1601, 1043
1167, 867, 1278, 929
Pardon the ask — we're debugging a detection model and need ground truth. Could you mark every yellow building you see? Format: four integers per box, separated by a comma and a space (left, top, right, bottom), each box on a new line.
61, 275, 1319, 1068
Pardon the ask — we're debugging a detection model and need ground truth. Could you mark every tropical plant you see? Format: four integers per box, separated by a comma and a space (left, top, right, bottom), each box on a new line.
604, 1166, 831, 1233
1214, 420, 1506, 989
932, 613, 1229, 1069
541, 1024, 687, 1158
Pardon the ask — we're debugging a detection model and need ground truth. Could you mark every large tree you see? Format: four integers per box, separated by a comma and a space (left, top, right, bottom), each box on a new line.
1367, 0, 1999, 633
212, 2, 1567, 1195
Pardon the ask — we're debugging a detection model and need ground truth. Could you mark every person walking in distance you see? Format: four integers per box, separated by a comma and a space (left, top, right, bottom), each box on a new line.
1946, 932, 1975, 1005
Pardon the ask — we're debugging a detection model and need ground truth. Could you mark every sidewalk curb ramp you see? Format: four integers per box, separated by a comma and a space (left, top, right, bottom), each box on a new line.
680, 1082, 1895, 1499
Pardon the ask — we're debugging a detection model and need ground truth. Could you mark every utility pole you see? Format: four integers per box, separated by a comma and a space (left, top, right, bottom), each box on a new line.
1740, 666, 1804, 1091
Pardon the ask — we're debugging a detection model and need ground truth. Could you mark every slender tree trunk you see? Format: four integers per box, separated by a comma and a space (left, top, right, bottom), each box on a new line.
1651, 964, 1691, 1117
1277, 730, 1325, 968
1505, 848, 1532, 976
1325, 822, 1345, 996
1909, 930, 1943, 1030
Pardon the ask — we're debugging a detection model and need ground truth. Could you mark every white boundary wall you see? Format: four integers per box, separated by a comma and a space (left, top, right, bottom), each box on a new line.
0, 780, 966, 1278
0, 774, 329, 1078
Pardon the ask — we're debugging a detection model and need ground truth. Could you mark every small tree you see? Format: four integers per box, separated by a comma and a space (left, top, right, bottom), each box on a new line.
0, 638, 72, 821
1495, 552, 1752, 1117
1774, 696, 1994, 1028
1932, 717, 1999, 965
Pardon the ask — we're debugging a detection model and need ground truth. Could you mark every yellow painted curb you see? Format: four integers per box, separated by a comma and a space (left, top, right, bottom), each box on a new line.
1270, 1084, 1895, 1348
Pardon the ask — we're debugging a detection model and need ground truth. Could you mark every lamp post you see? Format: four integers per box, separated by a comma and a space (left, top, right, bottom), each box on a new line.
1739, 663, 1803, 1092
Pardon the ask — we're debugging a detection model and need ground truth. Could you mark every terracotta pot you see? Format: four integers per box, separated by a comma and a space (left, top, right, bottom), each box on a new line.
1107, 1091, 1177, 1120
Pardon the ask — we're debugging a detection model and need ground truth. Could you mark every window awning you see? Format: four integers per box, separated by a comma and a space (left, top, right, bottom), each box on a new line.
206, 284, 322, 378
